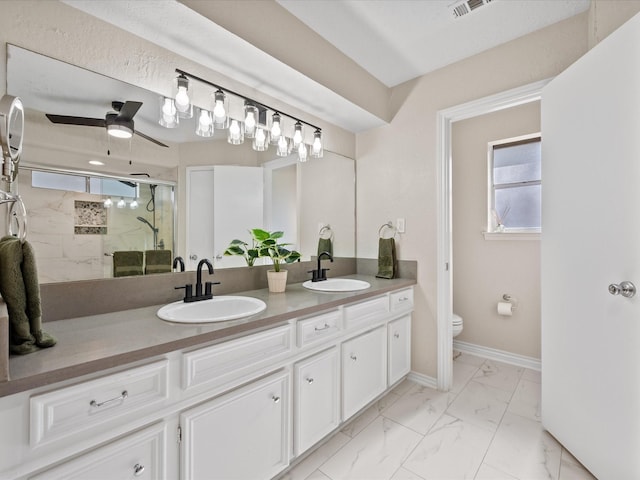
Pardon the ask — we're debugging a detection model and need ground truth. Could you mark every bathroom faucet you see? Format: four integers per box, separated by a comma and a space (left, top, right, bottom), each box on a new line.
175, 258, 219, 302
309, 251, 333, 282
172, 256, 185, 272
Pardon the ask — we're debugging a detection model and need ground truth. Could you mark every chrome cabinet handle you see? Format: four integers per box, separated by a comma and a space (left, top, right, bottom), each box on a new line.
133, 463, 145, 477
394, 332, 400, 339
314, 323, 331, 332
350, 354, 357, 361
306, 377, 314, 384
90, 390, 128, 408
272, 395, 281, 403
609, 281, 636, 298
399, 296, 409, 302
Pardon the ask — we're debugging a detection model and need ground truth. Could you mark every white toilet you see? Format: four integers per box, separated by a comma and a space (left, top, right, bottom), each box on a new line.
452, 313, 464, 337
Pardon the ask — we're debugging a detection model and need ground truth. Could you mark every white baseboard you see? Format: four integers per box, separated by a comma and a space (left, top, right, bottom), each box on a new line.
453, 340, 541, 371
407, 371, 438, 389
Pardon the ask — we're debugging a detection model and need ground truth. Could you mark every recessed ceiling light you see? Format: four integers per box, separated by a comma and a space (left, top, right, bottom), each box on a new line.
89, 160, 105, 166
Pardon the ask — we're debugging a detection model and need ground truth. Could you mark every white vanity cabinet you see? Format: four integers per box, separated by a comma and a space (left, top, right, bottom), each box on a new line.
293, 347, 340, 455
29, 422, 167, 480
179, 370, 290, 480
342, 326, 387, 419
388, 315, 412, 386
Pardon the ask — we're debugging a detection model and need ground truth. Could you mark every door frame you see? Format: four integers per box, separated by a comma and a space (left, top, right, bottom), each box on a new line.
435, 78, 550, 390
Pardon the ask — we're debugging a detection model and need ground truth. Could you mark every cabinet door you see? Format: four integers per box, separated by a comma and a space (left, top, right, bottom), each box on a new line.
180, 370, 290, 480
294, 348, 340, 455
342, 326, 387, 420
388, 315, 411, 386
29, 423, 166, 480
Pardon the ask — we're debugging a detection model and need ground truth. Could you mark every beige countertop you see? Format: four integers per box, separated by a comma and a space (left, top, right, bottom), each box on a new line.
1, 275, 415, 398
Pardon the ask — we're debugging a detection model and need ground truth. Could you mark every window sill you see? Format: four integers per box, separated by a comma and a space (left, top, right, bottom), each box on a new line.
483, 230, 540, 241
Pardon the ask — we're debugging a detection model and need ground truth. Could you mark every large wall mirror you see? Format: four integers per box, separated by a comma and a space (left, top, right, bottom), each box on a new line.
6, 45, 355, 282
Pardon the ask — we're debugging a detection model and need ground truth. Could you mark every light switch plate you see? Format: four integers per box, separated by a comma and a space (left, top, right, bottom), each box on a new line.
397, 218, 406, 233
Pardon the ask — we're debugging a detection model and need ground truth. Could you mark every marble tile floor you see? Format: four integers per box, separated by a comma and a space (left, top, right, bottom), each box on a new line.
280, 352, 596, 480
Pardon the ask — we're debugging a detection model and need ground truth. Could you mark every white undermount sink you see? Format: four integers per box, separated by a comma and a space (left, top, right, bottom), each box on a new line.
302, 278, 371, 292
157, 296, 267, 323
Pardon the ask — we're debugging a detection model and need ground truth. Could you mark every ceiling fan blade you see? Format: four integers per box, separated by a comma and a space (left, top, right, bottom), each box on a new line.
118, 101, 143, 121
45, 114, 105, 127
134, 130, 169, 148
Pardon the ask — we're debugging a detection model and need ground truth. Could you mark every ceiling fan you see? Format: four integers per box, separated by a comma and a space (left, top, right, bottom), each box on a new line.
45, 101, 168, 148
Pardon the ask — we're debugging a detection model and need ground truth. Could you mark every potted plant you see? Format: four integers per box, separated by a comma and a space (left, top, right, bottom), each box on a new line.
226, 228, 300, 292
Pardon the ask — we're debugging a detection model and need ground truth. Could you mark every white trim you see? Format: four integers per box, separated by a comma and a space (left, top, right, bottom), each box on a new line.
482, 231, 540, 241
436, 78, 550, 391
407, 371, 438, 390
453, 340, 541, 371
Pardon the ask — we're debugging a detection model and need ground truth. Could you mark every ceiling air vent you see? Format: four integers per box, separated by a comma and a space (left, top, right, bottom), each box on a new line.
451, 0, 493, 18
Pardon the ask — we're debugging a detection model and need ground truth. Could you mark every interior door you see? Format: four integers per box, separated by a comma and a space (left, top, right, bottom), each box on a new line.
541, 13, 640, 480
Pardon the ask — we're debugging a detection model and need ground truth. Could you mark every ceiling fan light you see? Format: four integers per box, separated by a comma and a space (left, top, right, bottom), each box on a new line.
107, 122, 133, 139
195, 107, 214, 137
159, 97, 179, 128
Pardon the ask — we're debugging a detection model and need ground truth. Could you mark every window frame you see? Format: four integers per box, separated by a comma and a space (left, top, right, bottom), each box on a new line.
486, 132, 541, 237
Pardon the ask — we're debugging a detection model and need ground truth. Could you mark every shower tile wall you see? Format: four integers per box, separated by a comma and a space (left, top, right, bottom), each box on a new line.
17, 171, 170, 282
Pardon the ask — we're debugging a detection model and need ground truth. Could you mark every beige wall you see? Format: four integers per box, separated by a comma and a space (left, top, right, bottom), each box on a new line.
356, 14, 590, 378
452, 102, 541, 359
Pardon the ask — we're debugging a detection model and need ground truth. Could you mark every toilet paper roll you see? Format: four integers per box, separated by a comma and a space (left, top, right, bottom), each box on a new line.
497, 302, 513, 316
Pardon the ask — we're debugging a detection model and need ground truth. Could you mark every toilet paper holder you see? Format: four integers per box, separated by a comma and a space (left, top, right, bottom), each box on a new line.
502, 294, 517, 309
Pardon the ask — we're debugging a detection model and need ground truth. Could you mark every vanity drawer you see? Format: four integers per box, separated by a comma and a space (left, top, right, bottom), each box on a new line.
390, 288, 414, 312
297, 310, 341, 347
30, 360, 169, 447
182, 324, 293, 390
29, 422, 166, 480
343, 296, 389, 329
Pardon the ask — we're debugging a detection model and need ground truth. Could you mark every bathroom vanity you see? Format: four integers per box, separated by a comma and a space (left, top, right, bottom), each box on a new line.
0, 276, 414, 479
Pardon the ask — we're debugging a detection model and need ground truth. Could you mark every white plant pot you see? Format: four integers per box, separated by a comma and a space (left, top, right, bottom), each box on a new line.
267, 270, 288, 293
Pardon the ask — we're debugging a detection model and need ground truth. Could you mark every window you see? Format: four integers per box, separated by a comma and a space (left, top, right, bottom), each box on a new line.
489, 134, 541, 233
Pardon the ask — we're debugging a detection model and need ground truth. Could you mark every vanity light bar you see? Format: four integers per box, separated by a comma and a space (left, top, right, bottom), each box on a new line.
172, 69, 323, 159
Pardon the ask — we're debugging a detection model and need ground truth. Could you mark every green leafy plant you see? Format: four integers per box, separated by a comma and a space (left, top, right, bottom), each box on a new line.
223, 238, 259, 267
225, 228, 300, 272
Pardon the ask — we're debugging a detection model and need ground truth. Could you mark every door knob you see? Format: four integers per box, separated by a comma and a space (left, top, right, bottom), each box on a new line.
608, 281, 636, 298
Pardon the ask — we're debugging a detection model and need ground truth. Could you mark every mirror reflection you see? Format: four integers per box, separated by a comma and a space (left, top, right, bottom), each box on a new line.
6, 44, 355, 283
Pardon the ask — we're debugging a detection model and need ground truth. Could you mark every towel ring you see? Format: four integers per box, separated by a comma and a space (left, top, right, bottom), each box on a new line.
6, 195, 27, 243
319, 224, 334, 240
378, 222, 396, 239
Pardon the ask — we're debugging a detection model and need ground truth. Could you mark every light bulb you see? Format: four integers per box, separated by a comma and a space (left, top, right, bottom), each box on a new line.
103, 197, 113, 208
129, 199, 138, 209
293, 122, 303, 148
213, 90, 226, 122
196, 108, 214, 137
117, 197, 126, 209
227, 119, 244, 145
270, 113, 282, 144
175, 86, 190, 112
311, 129, 323, 158
244, 104, 257, 138
276, 136, 289, 157
298, 143, 308, 162
159, 97, 178, 128
252, 127, 268, 151
199, 109, 212, 127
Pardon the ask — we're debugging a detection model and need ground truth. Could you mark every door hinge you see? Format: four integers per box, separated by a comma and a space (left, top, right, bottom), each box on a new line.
177, 425, 182, 443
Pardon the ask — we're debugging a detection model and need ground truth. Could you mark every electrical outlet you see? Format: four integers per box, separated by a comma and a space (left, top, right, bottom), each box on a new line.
397, 218, 406, 233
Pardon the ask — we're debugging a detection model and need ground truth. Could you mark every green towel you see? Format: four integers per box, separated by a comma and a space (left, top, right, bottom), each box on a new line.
113, 251, 144, 277
317, 237, 333, 257
0, 235, 56, 355
144, 250, 172, 274
376, 237, 397, 279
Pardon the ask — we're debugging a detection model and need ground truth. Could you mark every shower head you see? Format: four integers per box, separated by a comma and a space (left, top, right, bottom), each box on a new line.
137, 216, 158, 232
